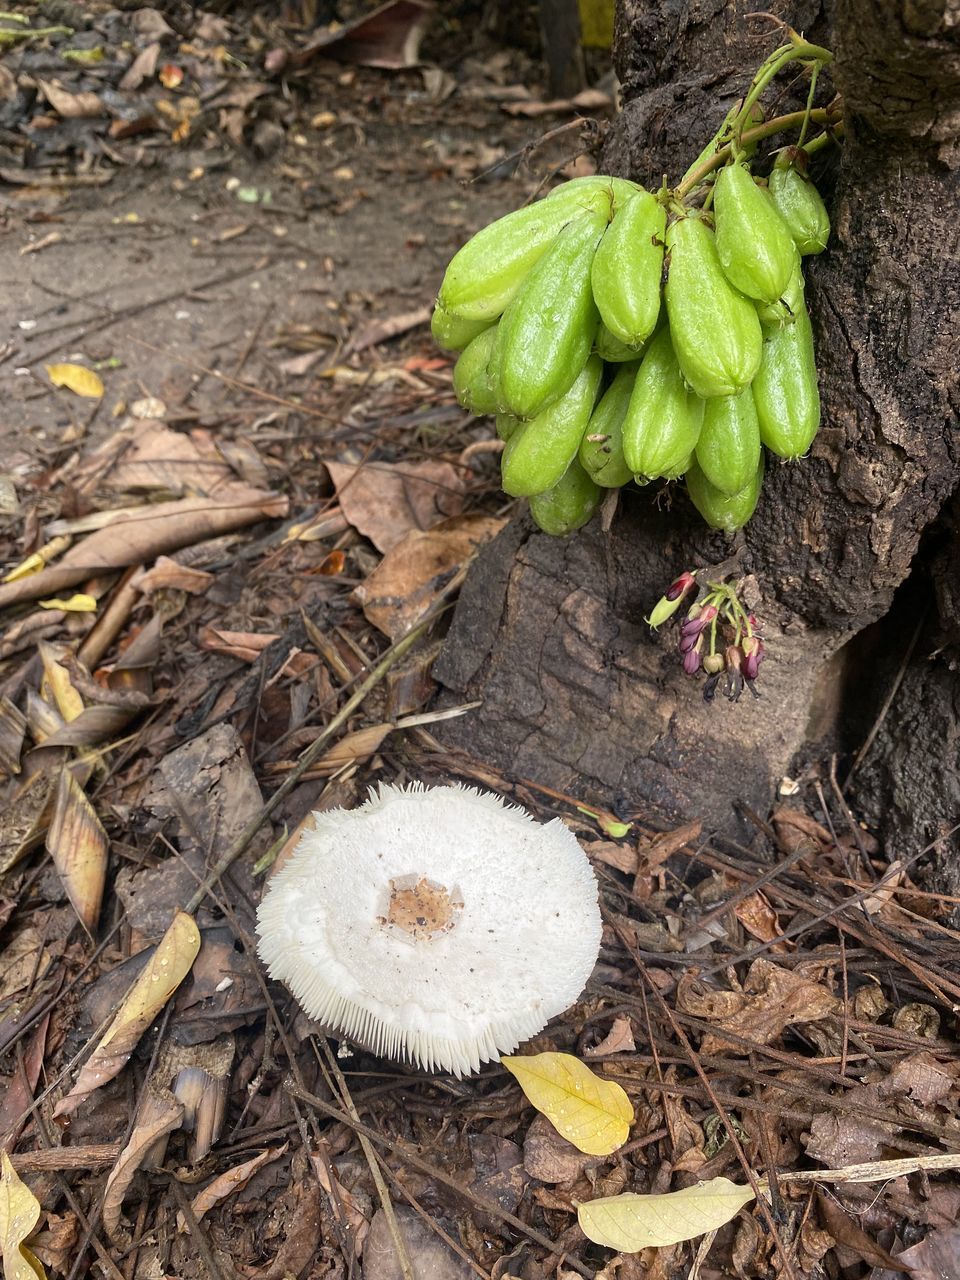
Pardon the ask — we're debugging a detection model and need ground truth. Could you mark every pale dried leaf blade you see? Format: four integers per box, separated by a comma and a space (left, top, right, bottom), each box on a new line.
102, 1095, 184, 1240
46, 769, 108, 932
37, 642, 83, 722
180, 1145, 288, 1231
503, 1053, 633, 1156
0, 1150, 47, 1280
0, 491, 289, 611
53, 912, 201, 1119
578, 1178, 756, 1252
44, 363, 104, 398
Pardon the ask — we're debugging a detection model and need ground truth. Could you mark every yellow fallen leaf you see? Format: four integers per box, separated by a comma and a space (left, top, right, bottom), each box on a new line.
47, 768, 108, 932
0, 1149, 47, 1280
53, 911, 201, 1119
578, 1177, 756, 1252
39, 594, 97, 612
45, 363, 104, 398
503, 1052, 633, 1156
37, 642, 83, 723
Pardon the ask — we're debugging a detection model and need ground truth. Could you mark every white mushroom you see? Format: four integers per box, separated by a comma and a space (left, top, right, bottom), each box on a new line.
256, 782, 602, 1077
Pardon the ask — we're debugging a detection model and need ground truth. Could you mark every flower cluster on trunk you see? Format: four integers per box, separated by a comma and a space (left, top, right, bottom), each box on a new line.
647, 571, 765, 702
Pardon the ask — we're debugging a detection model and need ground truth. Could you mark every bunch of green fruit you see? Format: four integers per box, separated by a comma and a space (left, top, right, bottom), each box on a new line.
431, 37, 837, 538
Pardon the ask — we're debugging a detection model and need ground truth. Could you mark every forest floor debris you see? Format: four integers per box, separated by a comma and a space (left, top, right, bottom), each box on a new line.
2, 4, 959, 1279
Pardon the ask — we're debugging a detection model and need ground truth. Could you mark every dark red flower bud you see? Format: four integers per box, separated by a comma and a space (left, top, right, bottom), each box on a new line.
742, 636, 764, 681
666, 570, 697, 602
683, 643, 702, 675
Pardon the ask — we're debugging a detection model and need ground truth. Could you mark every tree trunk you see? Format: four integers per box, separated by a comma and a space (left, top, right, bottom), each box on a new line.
436, 1, 960, 870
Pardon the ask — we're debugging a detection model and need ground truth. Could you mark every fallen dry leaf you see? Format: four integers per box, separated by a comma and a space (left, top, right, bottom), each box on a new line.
181, 1145, 288, 1231
118, 41, 160, 90
326, 458, 465, 553
102, 422, 233, 495
503, 1053, 633, 1156
198, 626, 280, 663
38, 79, 105, 118
102, 1092, 184, 1240
0, 489, 288, 610
585, 1015, 636, 1058
733, 889, 788, 949
896, 1226, 960, 1280
522, 1112, 599, 1184
354, 514, 506, 638
132, 557, 214, 596
0, 1149, 47, 1280
311, 1150, 368, 1256
46, 769, 107, 933
579, 1177, 755, 1252
678, 958, 838, 1055
54, 912, 201, 1120
45, 363, 104, 398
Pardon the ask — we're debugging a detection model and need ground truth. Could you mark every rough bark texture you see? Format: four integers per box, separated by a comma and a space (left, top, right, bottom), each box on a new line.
436, 0, 960, 844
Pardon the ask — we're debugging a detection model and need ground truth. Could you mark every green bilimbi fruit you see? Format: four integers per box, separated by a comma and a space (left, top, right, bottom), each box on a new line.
596, 321, 644, 363
496, 413, 521, 442
695, 388, 762, 496
500, 356, 602, 497
590, 187, 666, 346
528, 459, 602, 536
431, 303, 490, 352
768, 151, 830, 256
664, 216, 762, 398
452, 324, 500, 415
752, 283, 821, 458
714, 162, 799, 304
756, 263, 806, 331
622, 327, 705, 479
686, 454, 765, 533
497, 202, 609, 419
578, 362, 639, 488
437, 183, 612, 322
545, 174, 643, 208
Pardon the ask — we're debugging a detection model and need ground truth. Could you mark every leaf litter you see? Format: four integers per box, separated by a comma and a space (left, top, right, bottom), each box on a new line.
1, 4, 959, 1279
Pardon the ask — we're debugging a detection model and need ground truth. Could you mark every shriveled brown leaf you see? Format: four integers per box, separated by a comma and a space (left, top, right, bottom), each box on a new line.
588, 840, 638, 875
38, 80, 105, 117
0, 929, 52, 1002
896, 1226, 960, 1279
585, 1015, 636, 1058
501, 87, 613, 117
118, 42, 160, 90
40, 705, 137, 749
0, 697, 26, 778
816, 1191, 907, 1272
181, 1145, 287, 1231
102, 1092, 184, 1240
46, 769, 107, 933
103, 422, 233, 495
132, 558, 213, 596
295, 0, 433, 70
54, 912, 200, 1120
37, 642, 83, 722
678, 958, 838, 1055
354, 514, 506, 638
0, 772, 58, 877
0, 489, 288, 610
326, 458, 465, 553
26, 1211, 77, 1274
310, 1149, 368, 1255
733, 889, 788, 949
363, 1205, 473, 1280
522, 1113, 599, 1184
197, 626, 279, 662
343, 305, 431, 356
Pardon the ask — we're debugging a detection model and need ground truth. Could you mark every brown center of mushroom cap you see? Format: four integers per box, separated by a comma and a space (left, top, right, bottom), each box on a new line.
380, 874, 464, 941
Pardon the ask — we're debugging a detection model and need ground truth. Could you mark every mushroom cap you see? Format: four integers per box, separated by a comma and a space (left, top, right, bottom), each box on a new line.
256, 783, 601, 1077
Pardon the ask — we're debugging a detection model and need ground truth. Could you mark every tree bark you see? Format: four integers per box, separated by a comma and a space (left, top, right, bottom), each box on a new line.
436, 1, 960, 854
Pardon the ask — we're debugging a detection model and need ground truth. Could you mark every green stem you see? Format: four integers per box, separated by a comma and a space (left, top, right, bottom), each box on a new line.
798, 64, 820, 145
675, 106, 837, 200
